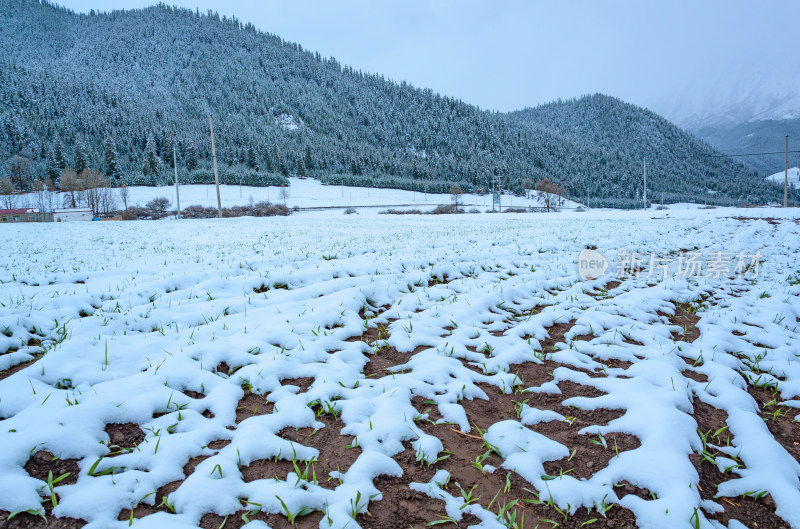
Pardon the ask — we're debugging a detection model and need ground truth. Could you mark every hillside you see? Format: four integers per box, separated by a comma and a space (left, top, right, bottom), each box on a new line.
766, 167, 800, 188
0, 0, 782, 207
505, 95, 783, 206
692, 119, 800, 177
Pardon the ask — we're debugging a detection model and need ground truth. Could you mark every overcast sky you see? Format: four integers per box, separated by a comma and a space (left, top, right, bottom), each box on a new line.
56, 0, 800, 123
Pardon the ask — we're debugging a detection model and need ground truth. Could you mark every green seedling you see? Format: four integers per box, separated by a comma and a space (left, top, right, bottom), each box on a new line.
454, 482, 479, 509
275, 496, 314, 524
44, 470, 71, 507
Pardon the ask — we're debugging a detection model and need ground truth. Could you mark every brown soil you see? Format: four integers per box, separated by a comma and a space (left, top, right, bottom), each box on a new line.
682, 369, 709, 383
729, 217, 781, 225
410, 421, 635, 528
358, 304, 392, 320
599, 358, 634, 372
214, 362, 242, 377
363, 345, 426, 378
745, 383, 800, 464
1, 453, 84, 527
253, 283, 290, 294
280, 377, 314, 393
0, 508, 85, 528
235, 389, 274, 423
0, 354, 43, 382
691, 397, 788, 527
200, 509, 324, 529
104, 423, 145, 455
239, 457, 296, 483
24, 451, 79, 485
116, 480, 182, 521
346, 320, 396, 344
590, 281, 622, 299
427, 274, 453, 288
357, 473, 481, 529
277, 413, 361, 485
665, 303, 701, 342
183, 455, 210, 478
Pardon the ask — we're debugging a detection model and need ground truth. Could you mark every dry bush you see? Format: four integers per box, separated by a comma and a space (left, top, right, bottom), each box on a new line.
429, 204, 459, 214
122, 206, 149, 220
146, 196, 172, 219
535, 177, 565, 212
182, 202, 290, 219
379, 208, 424, 215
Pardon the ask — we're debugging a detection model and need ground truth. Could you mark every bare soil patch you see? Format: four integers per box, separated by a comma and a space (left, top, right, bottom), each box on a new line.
363, 345, 426, 378
280, 377, 314, 393
0, 509, 85, 528
664, 303, 701, 342
745, 383, 800, 464
116, 479, 182, 521
346, 320, 396, 344
235, 389, 274, 423
729, 216, 781, 225
24, 451, 79, 485
277, 413, 361, 486
691, 397, 786, 527
104, 423, 145, 456
0, 354, 43, 382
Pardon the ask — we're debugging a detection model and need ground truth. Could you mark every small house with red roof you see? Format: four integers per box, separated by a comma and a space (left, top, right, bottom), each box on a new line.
0, 208, 49, 223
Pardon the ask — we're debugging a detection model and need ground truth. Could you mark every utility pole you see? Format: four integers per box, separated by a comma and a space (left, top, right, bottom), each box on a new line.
173, 144, 181, 219
209, 114, 222, 218
785, 135, 789, 208
643, 159, 647, 209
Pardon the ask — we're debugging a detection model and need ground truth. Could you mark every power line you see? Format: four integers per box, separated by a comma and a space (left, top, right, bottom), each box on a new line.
712, 150, 800, 157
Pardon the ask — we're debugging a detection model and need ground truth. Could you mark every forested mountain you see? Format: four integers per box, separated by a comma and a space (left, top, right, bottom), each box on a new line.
505, 96, 783, 206
0, 0, 783, 207
692, 119, 800, 177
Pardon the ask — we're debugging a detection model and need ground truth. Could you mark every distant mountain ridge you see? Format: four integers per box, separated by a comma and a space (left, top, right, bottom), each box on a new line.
692, 119, 800, 177
0, 0, 783, 207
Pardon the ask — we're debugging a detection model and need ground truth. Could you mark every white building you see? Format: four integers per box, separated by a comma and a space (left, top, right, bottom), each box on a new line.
53, 208, 93, 222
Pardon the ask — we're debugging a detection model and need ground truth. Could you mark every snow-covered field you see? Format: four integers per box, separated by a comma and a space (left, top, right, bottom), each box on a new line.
1, 210, 800, 529
116, 177, 583, 213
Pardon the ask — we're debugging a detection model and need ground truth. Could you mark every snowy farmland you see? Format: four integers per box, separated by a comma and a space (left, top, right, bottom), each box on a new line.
1, 211, 800, 529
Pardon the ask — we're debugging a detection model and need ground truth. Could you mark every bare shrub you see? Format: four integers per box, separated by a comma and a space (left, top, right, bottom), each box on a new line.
535, 177, 565, 212
379, 208, 424, 215
181, 205, 218, 219
122, 205, 149, 220
146, 196, 172, 219
429, 204, 459, 214
449, 185, 463, 211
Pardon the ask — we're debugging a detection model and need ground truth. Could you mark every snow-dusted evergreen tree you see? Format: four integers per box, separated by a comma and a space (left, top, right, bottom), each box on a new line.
185, 143, 198, 172
73, 140, 88, 174
103, 136, 122, 180
143, 134, 159, 177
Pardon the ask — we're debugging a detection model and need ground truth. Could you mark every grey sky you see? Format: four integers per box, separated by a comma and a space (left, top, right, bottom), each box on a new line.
56, 0, 800, 124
